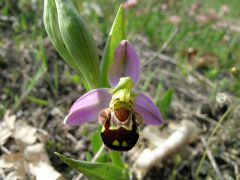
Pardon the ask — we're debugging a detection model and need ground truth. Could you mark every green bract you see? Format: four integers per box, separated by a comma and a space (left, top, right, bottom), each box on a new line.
44, 0, 100, 89
100, 5, 125, 87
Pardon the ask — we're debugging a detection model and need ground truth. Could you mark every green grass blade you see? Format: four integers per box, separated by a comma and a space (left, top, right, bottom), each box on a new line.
26, 96, 49, 106
13, 64, 46, 111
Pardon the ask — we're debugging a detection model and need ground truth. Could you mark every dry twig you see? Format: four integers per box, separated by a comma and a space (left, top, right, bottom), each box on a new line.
201, 137, 223, 180
195, 106, 234, 177
134, 120, 199, 179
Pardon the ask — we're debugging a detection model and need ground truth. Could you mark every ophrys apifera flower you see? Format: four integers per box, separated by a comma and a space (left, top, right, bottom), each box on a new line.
64, 40, 163, 151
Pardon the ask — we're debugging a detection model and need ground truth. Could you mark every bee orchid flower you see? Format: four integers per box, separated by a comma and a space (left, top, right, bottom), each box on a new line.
64, 40, 163, 151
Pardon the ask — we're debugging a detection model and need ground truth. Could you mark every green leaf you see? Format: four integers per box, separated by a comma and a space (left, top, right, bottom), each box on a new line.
100, 4, 125, 87
55, 0, 100, 89
43, 0, 76, 72
55, 152, 129, 180
159, 88, 173, 118
43, 0, 86, 87
44, 0, 100, 90
71, 0, 82, 13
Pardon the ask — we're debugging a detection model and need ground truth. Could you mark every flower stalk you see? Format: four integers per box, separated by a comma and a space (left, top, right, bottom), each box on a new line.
109, 151, 124, 168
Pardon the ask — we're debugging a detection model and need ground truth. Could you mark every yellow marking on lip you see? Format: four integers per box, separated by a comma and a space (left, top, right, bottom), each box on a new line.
112, 140, 120, 146
122, 141, 128, 147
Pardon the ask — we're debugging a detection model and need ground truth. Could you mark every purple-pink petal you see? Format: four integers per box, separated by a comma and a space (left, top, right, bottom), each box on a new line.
64, 88, 111, 125
134, 92, 163, 125
109, 40, 140, 87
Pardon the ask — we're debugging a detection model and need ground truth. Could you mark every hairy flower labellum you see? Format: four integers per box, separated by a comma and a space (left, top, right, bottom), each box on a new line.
98, 105, 142, 151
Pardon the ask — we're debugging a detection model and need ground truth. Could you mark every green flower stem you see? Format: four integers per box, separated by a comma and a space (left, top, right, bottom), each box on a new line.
109, 151, 124, 168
